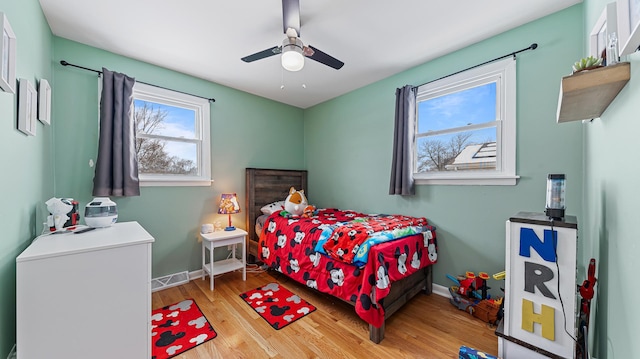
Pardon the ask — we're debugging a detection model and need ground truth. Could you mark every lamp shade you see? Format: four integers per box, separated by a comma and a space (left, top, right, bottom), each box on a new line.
218, 193, 240, 231
281, 37, 305, 72
218, 193, 240, 214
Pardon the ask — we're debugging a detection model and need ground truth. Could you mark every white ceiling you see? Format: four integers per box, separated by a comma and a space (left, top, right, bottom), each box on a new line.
38, 0, 581, 109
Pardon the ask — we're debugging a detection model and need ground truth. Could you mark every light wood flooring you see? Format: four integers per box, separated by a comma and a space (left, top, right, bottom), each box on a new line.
151, 269, 499, 358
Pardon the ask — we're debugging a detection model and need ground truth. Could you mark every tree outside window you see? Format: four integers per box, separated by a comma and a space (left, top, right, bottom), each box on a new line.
413, 57, 517, 185
132, 83, 211, 186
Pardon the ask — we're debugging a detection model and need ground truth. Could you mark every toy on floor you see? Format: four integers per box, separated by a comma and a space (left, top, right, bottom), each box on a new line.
447, 271, 502, 324
448, 271, 491, 300
476, 272, 491, 299
447, 272, 482, 313
472, 297, 502, 325
492, 270, 506, 324
459, 345, 498, 359
448, 285, 476, 313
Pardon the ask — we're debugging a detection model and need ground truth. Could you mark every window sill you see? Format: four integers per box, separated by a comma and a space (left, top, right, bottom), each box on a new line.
140, 178, 214, 187
414, 174, 519, 186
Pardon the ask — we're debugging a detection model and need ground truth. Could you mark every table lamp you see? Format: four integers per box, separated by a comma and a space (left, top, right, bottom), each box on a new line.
218, 193, 240, 231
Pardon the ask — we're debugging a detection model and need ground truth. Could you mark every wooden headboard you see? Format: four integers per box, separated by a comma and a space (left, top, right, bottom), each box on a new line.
245, 168, 308, 263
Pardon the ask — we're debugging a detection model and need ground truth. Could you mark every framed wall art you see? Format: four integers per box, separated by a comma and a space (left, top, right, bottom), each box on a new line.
18, 79, 37, 136
38, 79, 51, 125
617, 0, 640, 55
0, 12, 17, 94
590, 3, 618, 60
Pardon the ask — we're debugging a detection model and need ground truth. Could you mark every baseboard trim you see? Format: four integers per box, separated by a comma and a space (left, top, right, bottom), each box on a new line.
432, 283, 451, 298
7, 344, 16, 359
189, 269, 204, 280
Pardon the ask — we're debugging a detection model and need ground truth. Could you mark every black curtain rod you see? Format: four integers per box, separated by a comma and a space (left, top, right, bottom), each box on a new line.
413, 43, 538, 89
59, 60, 216, 103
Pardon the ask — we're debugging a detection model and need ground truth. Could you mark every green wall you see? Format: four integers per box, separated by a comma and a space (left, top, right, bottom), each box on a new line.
51, 38, 305, 278
4, 1, 635, 358
583, 0, 640, 358
0, 0, 53, 356
0, 4, 303, 355
305, 5, 584, 306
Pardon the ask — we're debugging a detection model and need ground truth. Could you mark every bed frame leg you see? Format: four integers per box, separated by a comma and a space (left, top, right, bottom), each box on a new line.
369, 322, 385, 344
423, 265, 433, 294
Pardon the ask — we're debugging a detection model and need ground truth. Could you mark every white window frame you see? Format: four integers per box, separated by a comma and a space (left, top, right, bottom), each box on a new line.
133, 83, 212, 187
413, 57, 518, 185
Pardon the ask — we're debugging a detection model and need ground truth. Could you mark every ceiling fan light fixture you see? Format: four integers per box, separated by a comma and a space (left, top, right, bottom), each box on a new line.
281, 38, 305, 71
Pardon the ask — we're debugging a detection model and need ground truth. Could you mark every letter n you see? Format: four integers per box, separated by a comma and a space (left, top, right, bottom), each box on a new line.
519, 228, 557, 262
521, 298, 555, 341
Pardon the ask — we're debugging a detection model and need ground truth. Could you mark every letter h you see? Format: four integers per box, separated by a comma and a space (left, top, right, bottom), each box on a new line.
521, 299, 555, 341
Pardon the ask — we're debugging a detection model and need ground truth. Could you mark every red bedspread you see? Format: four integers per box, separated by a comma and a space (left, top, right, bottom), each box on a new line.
323, 214, 428, 264
258, 208, 437, 328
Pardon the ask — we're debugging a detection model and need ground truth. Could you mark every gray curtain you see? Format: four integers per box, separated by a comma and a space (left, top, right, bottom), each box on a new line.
92, 68, 140, 197
389, 85, 417, 196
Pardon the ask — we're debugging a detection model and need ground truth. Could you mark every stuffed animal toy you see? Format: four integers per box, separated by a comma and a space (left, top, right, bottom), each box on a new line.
302, 205, 317, 218
284, 187, 308, 216
45, 197, 74, 231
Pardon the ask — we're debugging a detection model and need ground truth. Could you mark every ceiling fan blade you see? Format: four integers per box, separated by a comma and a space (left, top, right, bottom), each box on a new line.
305, 45, 344, 70
282, 0, 300, 36
241, 46, 282, 63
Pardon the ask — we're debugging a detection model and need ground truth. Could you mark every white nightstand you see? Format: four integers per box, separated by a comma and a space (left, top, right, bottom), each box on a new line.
200, 228, 247, 290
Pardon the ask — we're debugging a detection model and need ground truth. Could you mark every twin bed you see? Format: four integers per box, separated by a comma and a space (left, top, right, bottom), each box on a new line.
244, 168, 438, 343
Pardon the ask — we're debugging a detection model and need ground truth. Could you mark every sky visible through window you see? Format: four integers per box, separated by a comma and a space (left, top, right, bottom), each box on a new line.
418, 82, 496, 145
134, 99, 197, 163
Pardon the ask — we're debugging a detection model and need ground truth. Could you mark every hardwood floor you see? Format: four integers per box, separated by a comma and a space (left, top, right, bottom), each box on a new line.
151, 270, 499, 358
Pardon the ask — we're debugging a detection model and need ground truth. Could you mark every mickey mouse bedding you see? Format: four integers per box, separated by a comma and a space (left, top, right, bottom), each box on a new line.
258, 208, 438, 328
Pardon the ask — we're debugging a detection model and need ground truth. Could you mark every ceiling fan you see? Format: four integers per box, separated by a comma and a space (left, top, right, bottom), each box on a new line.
241, 0, 344, 72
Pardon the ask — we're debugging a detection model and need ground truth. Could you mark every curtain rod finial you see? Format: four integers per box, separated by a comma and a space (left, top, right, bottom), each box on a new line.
531, 43, 538, 50
60, 60, 69, 66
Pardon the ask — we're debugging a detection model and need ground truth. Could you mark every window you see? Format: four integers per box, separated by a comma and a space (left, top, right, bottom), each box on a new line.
413, 57, 517, 185
133, 83, 211, 186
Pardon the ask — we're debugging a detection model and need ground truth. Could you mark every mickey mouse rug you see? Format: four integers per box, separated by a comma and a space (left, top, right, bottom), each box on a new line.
240, 282, 316, 330
151, 299, 216, 359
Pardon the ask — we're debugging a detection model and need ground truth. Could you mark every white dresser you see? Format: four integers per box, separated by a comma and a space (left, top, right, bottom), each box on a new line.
16, 221, 154, 359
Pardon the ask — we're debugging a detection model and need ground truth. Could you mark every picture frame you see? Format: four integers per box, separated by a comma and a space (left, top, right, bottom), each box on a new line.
38, 79, 51, 125
590, 3, 618, 60
617, 0, 640, 56
0, 12, 17, 94
18, 79, 37, 136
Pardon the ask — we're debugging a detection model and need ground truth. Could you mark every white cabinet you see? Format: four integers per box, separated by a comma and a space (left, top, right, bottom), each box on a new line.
16, 221, 154, 359
497, 212, 577, 359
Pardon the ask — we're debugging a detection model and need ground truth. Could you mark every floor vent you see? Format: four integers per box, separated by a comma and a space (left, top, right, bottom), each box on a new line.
152, 271, 190, 292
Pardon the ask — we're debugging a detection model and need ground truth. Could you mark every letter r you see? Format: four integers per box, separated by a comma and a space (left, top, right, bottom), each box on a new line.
524, 261, 557, 299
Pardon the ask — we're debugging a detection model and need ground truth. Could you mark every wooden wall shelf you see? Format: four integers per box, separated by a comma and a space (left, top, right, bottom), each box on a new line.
556, 62, 630, 123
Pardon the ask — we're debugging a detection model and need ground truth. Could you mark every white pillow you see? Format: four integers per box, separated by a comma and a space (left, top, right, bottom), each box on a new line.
260, 201, 285, 215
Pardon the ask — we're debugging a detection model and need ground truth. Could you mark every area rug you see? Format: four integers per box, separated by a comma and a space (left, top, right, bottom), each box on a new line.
240, 282, 316, 330
151, 299, 217, 359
